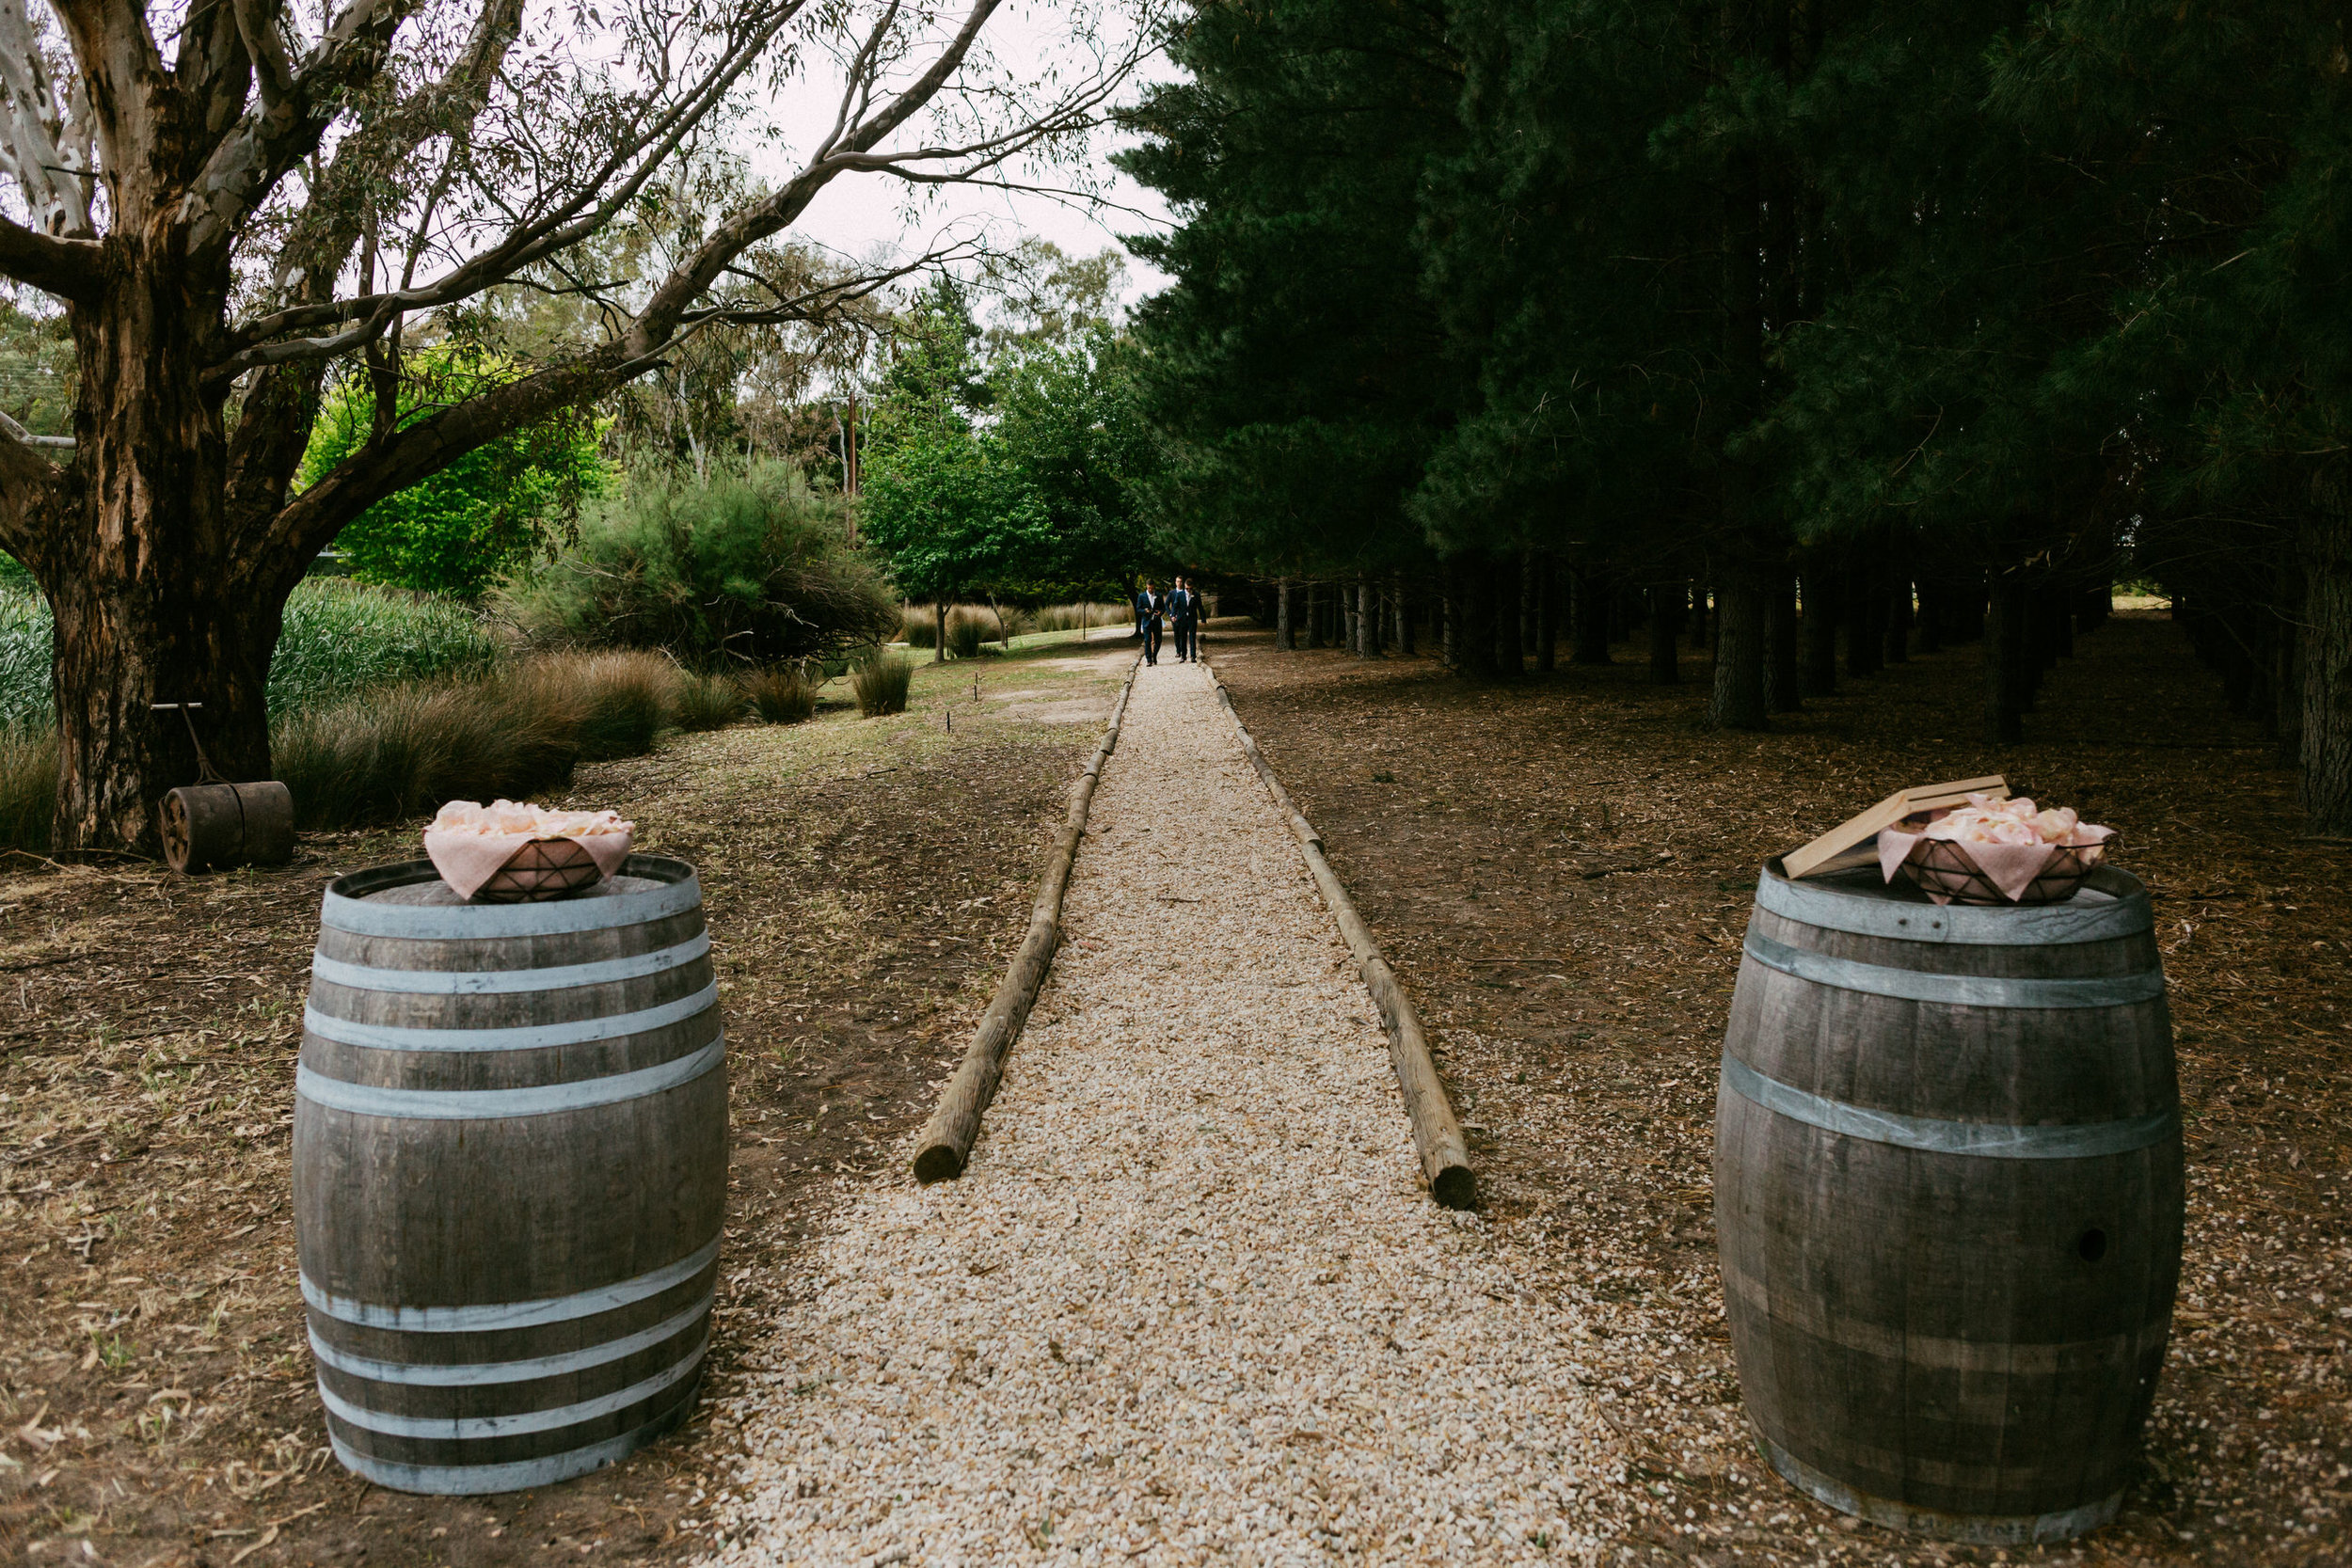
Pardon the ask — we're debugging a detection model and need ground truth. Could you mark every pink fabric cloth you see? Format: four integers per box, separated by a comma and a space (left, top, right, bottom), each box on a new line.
422, 800, 635, 899
1877, 821, 2115, 902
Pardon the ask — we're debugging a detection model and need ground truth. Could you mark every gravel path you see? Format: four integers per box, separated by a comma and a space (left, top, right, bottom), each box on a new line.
702, 660, 1625, 1566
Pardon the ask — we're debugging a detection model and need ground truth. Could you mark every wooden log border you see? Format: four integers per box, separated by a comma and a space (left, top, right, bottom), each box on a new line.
1202, 657, 1477, 1209
911, 651, 1144, 1182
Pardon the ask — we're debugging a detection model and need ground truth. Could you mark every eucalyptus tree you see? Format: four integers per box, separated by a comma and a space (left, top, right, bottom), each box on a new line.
0, 0, 1150, 849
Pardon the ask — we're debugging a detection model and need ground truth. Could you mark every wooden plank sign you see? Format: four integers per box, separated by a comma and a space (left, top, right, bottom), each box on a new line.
1783, 774, 2008, 881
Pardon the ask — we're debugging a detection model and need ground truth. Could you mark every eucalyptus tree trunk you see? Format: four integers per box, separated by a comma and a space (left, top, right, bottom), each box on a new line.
15, 242, 295, 848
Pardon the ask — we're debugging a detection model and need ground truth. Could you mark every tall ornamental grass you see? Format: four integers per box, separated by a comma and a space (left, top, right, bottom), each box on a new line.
850, 650, 912, 717
274, 650, 680, 831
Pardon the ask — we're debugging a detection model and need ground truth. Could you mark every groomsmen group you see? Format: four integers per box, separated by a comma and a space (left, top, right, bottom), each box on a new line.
1131, 578, 1204, 665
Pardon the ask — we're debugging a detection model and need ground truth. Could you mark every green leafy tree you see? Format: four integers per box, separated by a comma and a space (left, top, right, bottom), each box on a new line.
860, 422, 1055, 654
992, 328, 1156, 595
300, 352, 610, 599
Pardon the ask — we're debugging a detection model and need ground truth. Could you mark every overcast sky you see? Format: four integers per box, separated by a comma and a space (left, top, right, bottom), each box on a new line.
766, 1, 1179, 319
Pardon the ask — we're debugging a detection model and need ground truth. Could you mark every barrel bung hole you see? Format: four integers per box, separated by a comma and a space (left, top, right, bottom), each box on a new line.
2076, 1227, 2108, 1263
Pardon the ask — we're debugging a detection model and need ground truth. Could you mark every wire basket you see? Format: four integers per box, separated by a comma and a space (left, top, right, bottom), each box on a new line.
473, 838, 607, 903
1899, 836, 2111, 906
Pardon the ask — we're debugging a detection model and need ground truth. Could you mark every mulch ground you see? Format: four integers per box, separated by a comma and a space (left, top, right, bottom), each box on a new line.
0, 647, 1126, 1568
1209, 611, 2350, 1567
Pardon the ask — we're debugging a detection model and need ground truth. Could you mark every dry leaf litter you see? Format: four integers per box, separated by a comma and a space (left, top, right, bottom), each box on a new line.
699, 659, 1629, 1566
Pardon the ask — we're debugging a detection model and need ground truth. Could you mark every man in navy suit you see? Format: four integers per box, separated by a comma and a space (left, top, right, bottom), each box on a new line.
1134, 581, 1165, 664
1169, 578, 1200, 662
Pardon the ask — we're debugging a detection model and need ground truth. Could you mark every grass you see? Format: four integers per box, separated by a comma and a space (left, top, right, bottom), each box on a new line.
743, 665, 818, 724
672, 671, 745, 732
271, 650, 685, 832
0, 729, 56, 852
1033, 601, 1127, 634
267, 579, 502, 719
943, 608, 987, 660
850, 651, 913, 717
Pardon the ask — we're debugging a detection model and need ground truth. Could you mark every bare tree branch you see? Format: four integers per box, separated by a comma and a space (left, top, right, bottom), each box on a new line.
0, 209, 100, 298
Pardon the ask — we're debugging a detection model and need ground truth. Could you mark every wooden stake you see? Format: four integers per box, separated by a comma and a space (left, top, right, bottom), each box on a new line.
1205, 656, 1476, 1210
913, 655, 1141, 1182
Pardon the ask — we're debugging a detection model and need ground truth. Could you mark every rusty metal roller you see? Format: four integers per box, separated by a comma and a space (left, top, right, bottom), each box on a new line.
152, 703, 295, 874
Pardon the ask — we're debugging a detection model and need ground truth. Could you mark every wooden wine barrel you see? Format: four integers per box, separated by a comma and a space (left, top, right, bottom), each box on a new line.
294, 856, 726, 1496
1716, 862, 2181, 1544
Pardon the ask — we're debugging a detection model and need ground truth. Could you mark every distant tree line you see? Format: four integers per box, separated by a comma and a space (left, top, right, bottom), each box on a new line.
1120, 0, 2352, 836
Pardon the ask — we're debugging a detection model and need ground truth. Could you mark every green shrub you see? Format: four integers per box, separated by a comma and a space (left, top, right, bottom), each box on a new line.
850, 651, 912, 717
671, 671, 743, 732
501, 463, 898, 662
944, 606, 989, 659
742, 665, 817, 724
0, 729, 56, 852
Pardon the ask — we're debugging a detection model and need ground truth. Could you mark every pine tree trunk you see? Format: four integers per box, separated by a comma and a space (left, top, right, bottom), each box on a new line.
1883, 573, 1911, 664
1534, 558, 1557, 671
1358, 578, 1377, 657
1708, 576, 1769, 730
1492, 556, 1523, 676
2299, 502, 2352, 837
1915, 578, 1944, 654
1690, 580, 1709, 650
1984, 577, 2026, 743
1573, 569, 1612, 664
2274, 557, 2303, 769
1647, 584, 1680, 685
1276, 578, 1294, 650
1398, 580, 1416, 657
1303, 583, 1322, 649
1844, 562, 1883, 678
1801, 569, 1839, 695
1442, 566, 1461, 670
1766, 577, 1801, 711
1519, 555, 1537, 658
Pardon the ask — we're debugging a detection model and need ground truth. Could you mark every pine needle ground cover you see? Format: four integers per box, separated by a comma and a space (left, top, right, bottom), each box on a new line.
1214, 613, 2348, 1566
0, 644, 1132, 1567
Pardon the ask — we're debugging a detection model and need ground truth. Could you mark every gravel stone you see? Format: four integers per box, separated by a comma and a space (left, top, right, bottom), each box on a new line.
702, 661, 1627, 1564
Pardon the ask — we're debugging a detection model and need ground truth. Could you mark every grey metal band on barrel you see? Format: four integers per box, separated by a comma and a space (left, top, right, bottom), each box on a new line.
316, 1328, 707, 1440
1756, 1430, 2122, 1546
302, 1236, 721, 1332
1721, 1053, 2179, 1160
1755, 869, 2152, 945
303, 980, 719, 1053
296, 1036, 723, 1120
326, 1414, 682, 1497
308, 1292, 713, 1386
321, 874, 703, 941
1742, 932, 2164, 1009
310, 931, 712, 996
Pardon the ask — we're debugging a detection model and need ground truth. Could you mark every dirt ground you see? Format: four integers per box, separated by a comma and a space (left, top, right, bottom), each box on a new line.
1209, 611, 2351, 1566
0, 641, 1133, 1568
